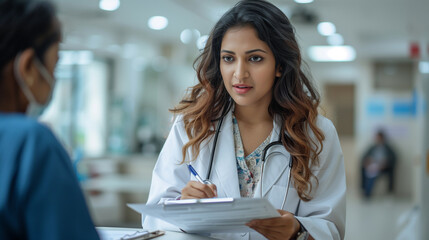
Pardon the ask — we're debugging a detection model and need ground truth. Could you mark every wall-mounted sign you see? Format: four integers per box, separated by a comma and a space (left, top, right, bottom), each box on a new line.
410, 42, 420, 59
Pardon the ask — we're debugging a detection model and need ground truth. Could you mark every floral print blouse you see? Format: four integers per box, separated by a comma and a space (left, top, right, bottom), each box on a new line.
233, 114, 272, 198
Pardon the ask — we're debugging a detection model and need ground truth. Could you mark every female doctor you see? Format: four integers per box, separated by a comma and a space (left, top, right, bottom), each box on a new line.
143, 1, 346, 239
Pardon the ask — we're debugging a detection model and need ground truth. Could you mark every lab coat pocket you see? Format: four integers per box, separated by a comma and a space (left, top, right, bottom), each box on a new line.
266, 184, 299, 213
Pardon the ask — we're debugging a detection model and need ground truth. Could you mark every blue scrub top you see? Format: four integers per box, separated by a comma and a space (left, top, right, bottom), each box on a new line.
0, 113, 100, 240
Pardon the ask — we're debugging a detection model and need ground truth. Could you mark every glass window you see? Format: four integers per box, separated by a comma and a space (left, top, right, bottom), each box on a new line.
41, 50, 110, 157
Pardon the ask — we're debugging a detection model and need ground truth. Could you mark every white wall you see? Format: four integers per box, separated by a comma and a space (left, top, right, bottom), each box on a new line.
308, 60, 420, 198
418, 73, 429, 239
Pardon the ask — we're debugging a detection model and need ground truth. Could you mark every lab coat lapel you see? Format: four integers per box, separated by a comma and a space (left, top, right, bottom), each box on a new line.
255, 118, 291, 198
210, 110, 241, 198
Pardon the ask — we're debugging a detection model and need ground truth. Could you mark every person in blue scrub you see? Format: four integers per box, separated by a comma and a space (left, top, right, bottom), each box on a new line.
0, 0, 100, 239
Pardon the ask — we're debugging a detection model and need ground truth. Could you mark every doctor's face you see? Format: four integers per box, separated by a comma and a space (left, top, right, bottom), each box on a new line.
220, 25, 281, 110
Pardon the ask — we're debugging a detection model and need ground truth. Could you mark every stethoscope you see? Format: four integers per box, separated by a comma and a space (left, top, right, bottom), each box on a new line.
206, 99, 293, 209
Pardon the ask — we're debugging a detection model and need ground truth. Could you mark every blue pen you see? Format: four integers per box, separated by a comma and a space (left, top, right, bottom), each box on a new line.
187, 164, 214, 185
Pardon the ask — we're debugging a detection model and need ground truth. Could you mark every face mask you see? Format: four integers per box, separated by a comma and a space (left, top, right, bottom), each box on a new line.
14, 52, 56, 118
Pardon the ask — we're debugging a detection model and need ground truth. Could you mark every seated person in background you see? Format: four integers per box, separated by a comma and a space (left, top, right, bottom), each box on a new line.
361, 130, 397, 198
0, 0, 100, 239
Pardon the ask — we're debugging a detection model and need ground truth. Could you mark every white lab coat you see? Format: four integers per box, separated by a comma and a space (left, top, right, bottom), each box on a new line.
143, 109, 346, 240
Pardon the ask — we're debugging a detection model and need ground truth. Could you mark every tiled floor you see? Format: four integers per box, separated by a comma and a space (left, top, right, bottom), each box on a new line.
345, 186, 415, 240
340, 137, 416, 240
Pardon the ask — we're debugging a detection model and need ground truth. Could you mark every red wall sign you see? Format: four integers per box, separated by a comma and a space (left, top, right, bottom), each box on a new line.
410, 42, 420, 59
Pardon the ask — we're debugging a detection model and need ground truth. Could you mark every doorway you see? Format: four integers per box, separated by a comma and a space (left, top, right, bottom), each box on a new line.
321, 83, 357, 191
322, 83, 355, 137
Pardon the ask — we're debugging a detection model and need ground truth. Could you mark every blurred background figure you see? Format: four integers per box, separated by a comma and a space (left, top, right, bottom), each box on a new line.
0, 0, 99, 239
361, 130, 397, 199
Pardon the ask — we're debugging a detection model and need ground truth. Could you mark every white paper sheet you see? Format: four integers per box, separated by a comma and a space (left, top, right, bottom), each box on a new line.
128, 198, 280, 233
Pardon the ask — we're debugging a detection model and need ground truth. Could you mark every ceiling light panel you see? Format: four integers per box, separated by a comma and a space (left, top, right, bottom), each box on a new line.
148, 16, 168, 30
294, 0, 314, 3
308, 45, 356, 62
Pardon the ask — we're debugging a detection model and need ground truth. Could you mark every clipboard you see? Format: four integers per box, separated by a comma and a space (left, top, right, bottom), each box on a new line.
128, 198, 280, 233
120, 230, 165, 240
96, 227, 165, 240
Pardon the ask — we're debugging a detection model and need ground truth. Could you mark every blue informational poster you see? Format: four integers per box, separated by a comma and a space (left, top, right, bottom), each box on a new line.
366, 98, 386, 117
392, 90, 418, 117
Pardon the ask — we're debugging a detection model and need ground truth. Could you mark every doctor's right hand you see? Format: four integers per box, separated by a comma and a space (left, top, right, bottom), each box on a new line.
181, 181, 217, 199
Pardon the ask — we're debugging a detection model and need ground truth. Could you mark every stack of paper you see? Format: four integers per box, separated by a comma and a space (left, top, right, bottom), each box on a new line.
128, 198, 280, 233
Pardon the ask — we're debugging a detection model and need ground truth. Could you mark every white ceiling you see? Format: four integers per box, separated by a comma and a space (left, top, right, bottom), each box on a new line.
52, 0, 429, 60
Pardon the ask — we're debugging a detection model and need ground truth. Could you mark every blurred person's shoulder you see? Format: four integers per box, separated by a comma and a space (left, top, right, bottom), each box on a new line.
0, 113, 58, 146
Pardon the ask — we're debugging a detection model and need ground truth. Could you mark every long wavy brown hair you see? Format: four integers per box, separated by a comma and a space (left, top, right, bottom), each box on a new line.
171, 0, 324, 201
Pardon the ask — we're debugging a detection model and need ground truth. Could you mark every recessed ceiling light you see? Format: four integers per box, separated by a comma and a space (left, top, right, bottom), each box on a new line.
148, 16, 168, 30
308, 45, 356, 62
196, 35, 209, 50
294, 0, 314, 3
99, 0, 120, 11
180, 29, 193, 44
317, 22, 336, 36
180, 29, 200, 44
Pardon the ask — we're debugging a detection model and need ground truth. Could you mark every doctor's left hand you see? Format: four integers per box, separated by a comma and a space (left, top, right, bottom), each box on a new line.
246, 209, 302, 240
